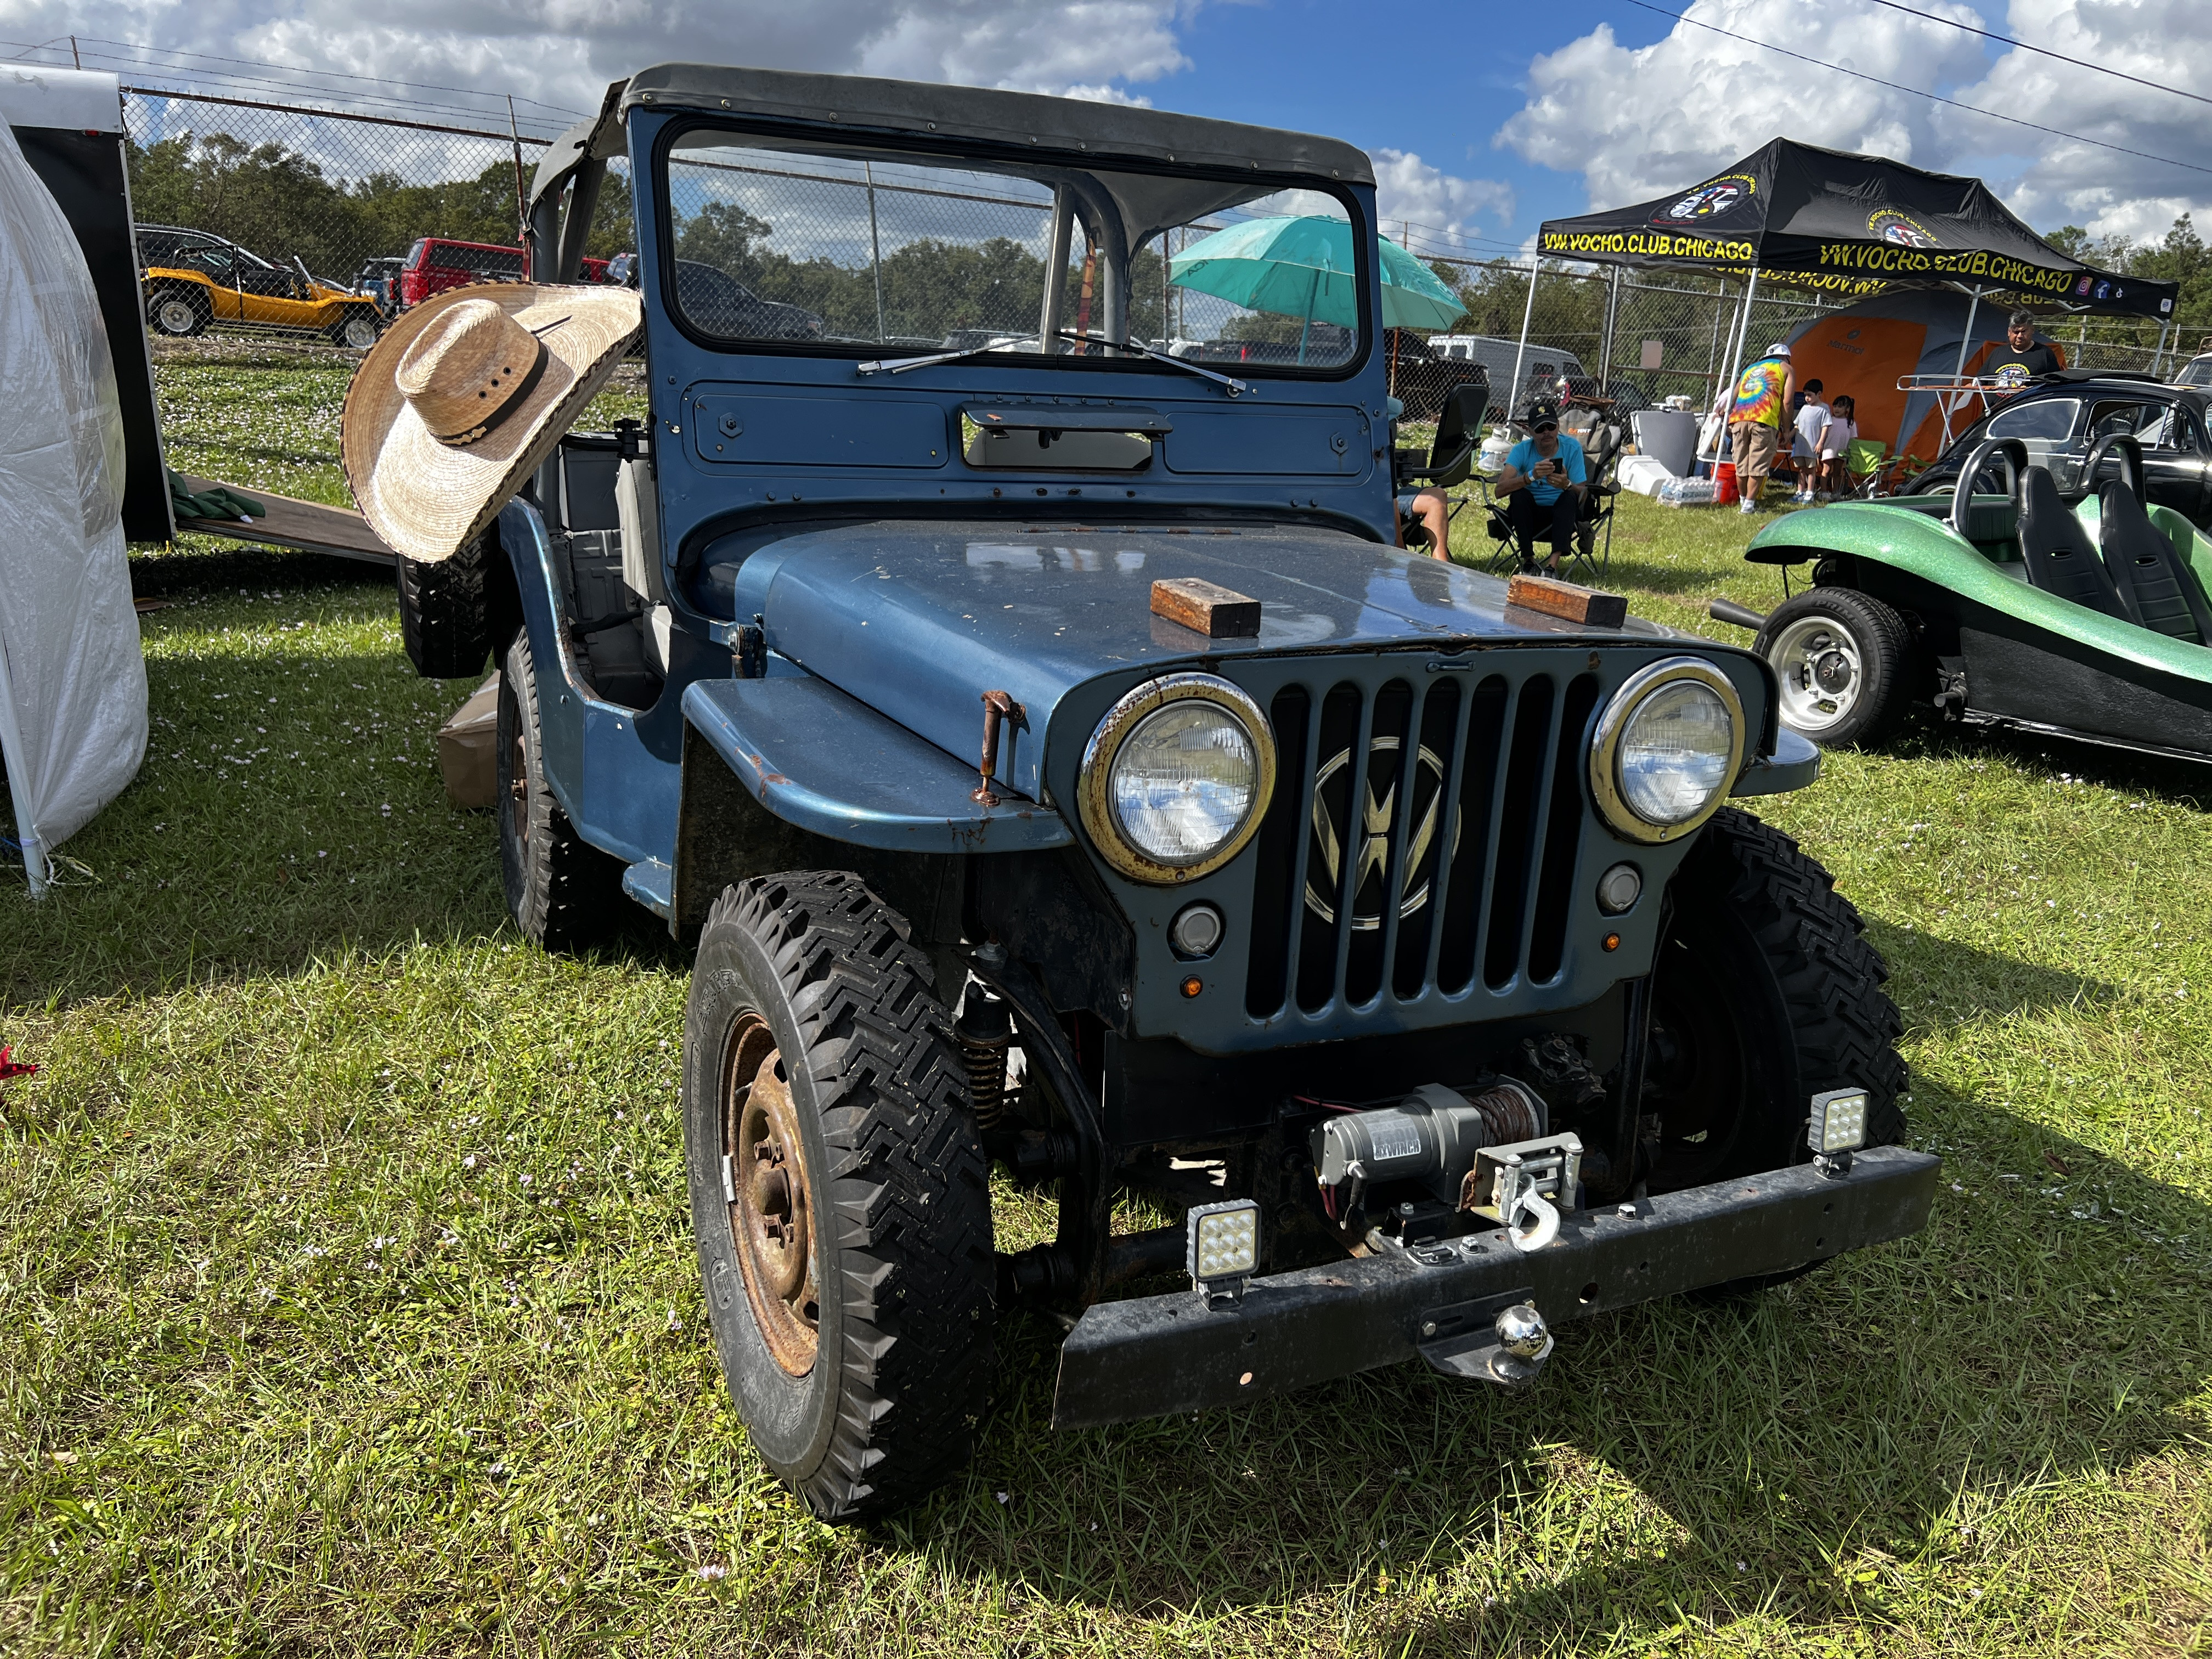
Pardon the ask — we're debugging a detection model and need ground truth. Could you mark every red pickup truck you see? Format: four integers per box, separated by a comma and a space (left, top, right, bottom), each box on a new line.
398, 237, 611, 307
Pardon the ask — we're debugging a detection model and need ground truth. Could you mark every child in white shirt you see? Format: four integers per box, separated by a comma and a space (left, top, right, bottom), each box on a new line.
1792, 381, 1830, 502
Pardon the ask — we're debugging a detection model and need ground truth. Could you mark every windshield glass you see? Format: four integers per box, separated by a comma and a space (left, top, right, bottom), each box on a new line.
2175, 356, 2212, 388
659, 126, 1365, 371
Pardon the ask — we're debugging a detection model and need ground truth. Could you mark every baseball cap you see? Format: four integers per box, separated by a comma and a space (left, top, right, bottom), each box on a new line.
1768, 342, 1792, 357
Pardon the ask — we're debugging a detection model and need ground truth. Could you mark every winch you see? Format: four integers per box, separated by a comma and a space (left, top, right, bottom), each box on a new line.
1308, 1080, 1540, 1198
1311, 1081, 1584, 1253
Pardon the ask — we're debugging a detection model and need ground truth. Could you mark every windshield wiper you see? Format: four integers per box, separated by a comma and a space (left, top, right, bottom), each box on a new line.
1055, 330, 1252, 397
855, 331, 1253, 398
856, 338, 1037, 376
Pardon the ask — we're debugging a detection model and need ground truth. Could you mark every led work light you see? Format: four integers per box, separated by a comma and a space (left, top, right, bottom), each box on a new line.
1808, 1086, 1869, 1171
1187, 1198, 1261, 1305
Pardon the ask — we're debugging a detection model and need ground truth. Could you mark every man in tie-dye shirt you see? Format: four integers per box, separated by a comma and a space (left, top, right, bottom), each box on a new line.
1728, 343, 1797, 515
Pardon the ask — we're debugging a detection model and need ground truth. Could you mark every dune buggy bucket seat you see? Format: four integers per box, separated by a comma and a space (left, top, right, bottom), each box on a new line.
2086, 435, 2212, 645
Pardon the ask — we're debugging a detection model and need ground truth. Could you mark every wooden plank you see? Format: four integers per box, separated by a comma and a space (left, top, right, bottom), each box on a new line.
1150, 575, 1261, 639
1505, 572, 1628, 629
175, 475, 397, 567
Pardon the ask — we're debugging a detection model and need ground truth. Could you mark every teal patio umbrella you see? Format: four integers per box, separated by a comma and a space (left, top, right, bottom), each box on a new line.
1167, 215, 1466, 362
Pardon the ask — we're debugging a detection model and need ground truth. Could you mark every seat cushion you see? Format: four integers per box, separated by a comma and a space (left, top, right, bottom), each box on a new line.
2017, 466, 2129, 621
2098, 481, 2212, 644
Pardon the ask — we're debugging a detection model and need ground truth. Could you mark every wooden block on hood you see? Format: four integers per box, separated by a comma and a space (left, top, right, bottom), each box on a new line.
1150, 576, 1261, 639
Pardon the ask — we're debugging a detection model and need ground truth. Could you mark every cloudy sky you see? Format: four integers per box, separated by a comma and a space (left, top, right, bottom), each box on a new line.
4, 0, 2209, 257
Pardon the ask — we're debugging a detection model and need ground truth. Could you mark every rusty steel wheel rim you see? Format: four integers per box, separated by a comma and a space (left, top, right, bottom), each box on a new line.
723, 1013, 819, 1375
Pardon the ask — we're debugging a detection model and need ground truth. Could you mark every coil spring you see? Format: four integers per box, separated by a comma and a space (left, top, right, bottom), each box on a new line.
961, 1036, 1011, 1132
955, 981, 1014, 1132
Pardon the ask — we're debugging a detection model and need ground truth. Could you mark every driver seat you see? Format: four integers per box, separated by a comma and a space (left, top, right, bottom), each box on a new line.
2098, 480, 2212, 644
2016, 464, 2129, 622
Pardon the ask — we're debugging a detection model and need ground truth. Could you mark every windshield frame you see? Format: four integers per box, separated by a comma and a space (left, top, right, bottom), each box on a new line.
646, 112, 1376, 382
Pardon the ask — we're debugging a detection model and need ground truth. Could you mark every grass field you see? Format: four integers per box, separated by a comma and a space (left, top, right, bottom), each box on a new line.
4, 352, 2211, 1655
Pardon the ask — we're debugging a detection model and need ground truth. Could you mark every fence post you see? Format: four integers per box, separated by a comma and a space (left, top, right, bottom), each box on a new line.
864, 160, 887, 343
1598, 264, 1619, 394
1509, 253, 1541, 417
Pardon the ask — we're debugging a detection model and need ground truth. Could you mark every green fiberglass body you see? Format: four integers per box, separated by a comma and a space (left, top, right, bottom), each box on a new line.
1732, 436, 2212, 760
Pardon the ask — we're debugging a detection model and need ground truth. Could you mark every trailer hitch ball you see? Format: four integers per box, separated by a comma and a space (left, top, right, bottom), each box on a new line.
1488, 1301, 1555, 1386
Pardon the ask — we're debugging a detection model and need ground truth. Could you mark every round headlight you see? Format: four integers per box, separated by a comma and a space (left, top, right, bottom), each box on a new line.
1590, 658, 1746, 843
1079, 674, 1276, 882
1620, 680, 1734, 823
1111, 702, 1257, 862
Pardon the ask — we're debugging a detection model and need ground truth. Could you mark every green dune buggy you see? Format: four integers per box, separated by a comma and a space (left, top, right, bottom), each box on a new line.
1712, 435, 2212, 760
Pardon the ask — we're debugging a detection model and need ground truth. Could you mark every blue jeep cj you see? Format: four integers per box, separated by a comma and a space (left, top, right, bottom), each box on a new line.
393, 64, 1937, 1520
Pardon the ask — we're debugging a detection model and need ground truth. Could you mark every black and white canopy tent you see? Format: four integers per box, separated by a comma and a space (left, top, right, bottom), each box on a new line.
1518, 138, 2179, 430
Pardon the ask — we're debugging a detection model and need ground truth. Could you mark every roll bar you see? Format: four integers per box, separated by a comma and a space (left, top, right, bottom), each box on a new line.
1946, 436, 2028, 537
2080, 432, 2145, 498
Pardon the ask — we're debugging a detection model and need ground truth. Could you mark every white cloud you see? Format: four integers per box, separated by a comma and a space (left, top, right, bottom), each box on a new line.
1498, 0, 1986, 212
1494, 0, 2212, 249
0, 0, 1192, 120
1368, 147, 1513, 241
1948, 0, 2212, 244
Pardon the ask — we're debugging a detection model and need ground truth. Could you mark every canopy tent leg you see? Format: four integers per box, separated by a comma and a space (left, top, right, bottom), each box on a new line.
1714, 270, 1759, 457
2152, 319, 2171, 379
1940, 284, 1983, 450
1509, 253, 1541, 418
1296, 265, 1319, 365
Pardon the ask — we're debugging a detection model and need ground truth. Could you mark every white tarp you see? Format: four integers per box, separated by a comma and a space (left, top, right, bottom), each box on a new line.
0, 120, 144, 898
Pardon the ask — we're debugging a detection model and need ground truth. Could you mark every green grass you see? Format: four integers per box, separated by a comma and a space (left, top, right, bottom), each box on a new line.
5, 371, 2212, 1654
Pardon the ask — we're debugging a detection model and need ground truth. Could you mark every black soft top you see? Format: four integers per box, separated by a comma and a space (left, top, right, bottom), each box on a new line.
611, 63, 1372, 184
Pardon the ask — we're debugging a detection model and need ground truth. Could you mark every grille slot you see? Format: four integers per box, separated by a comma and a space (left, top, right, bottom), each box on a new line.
1244, 659, 1593, 1019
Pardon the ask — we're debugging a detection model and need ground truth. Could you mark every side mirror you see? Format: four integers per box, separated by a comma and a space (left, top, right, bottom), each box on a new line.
606, 252, 638, 289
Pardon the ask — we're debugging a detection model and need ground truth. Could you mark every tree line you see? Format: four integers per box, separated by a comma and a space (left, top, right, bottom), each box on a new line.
126, 128, 634, 281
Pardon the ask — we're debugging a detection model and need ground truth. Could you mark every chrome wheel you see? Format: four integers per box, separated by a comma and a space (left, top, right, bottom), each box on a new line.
1769, 614, 1863, 735
154, 297, 199, 336
340, 314, 380, 349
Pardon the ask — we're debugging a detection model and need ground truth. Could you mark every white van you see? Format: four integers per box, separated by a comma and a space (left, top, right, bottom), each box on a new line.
1426, 334, 1590, 398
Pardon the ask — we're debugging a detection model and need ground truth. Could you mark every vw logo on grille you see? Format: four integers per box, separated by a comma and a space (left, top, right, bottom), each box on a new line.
1304, 737, 1455, 930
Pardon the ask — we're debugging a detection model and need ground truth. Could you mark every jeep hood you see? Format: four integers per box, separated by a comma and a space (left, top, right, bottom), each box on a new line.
727, 519, 1678, 801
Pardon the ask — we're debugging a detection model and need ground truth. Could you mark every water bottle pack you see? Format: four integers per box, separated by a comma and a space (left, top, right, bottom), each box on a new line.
1655, 476, 1723, 507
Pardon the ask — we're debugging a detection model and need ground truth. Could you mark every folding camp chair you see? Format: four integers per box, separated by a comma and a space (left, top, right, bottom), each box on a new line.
1395, 383, 1481, 558
1842, 437, 1910, 499
1476, 412, 1623, 583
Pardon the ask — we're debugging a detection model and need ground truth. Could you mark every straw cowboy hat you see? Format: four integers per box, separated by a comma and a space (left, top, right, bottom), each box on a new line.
342, 282, 642, 565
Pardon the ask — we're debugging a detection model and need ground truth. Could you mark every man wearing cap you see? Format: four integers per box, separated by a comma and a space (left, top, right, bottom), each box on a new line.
1494, 400, 1584, 573
1985, 310, 2066, 392
1728, 343, 1797, 515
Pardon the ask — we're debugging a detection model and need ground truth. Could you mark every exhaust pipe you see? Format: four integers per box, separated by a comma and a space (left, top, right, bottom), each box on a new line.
1708, 597, 1768, 631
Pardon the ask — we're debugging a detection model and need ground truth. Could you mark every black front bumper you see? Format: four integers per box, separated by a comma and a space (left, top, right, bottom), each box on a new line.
1053, 1145, 1940, 1429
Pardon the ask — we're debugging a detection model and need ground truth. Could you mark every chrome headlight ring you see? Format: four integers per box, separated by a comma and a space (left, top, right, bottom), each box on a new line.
1588, 656, 1747, 844
1077, 673, 1276, 884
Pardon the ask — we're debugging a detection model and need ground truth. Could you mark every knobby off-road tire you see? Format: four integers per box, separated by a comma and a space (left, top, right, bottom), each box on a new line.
1756, 587, 1915, 749
1645, 808, 1906, 1204
683, 872, 995, 1522
496, 628, 622, 949
395, 535, 494, 680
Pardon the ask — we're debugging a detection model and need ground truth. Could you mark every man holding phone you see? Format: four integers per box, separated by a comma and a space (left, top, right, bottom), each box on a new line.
1494, 399, 1585, 573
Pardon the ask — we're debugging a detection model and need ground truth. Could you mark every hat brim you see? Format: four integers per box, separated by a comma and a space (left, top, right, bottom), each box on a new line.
342, 283, 642, 565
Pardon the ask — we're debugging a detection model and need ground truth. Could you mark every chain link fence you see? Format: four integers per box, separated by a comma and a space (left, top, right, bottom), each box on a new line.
119, 88, 635, 320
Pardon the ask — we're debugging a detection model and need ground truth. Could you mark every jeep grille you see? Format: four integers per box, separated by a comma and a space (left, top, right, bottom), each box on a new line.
1242, 663, 1601, 1017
